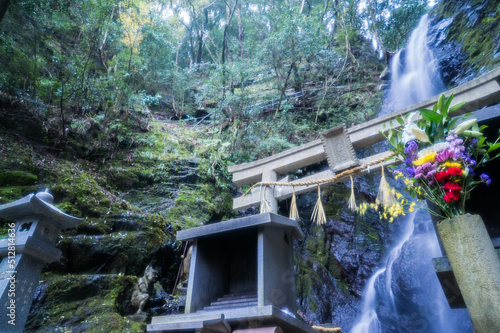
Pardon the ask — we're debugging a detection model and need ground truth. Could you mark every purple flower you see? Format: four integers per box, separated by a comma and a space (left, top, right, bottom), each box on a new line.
436, 149, 454, 163
468, 166, 475, 176
446, 131, 457, 142
480, 174, 492, 186
405, 141, 418, 154
470, 139, 478, 148
426, 170, 437, 178
405, 167, 415, 177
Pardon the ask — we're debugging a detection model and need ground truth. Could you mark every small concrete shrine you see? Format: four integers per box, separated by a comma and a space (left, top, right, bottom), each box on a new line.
0, 190, 82, 333
148, 213, 316, 333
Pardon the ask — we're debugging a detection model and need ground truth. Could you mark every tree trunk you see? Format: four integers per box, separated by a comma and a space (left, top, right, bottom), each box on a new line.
275, 62, 295, 115
221, 0, 239, 100
238, 3, 243, 59
196, 31, 203, 63
0, 0, 10, 25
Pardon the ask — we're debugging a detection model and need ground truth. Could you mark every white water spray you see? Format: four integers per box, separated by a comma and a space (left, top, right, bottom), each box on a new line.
382, 14, 445, 116
350, 13, 472, 333
351, 211, 416, 333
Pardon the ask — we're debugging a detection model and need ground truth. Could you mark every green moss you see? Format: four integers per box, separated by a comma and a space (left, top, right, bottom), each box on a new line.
50, 165, 113, 217
166, 183, 234, 230
0, 185, 38, 203
57, 201, 83, 217
0, 170, 38, 186
26, 274, 142, 333
76, 217, 112, 235
433, 1, 500, 74
108, 168, 140, 191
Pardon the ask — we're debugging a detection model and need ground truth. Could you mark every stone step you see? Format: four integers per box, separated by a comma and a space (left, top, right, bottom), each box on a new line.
203, 301, 258, 311
216, 293, 257, 302
210, 297, 258, 306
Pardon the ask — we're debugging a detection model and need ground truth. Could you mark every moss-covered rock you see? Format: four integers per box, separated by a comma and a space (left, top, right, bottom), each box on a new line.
0, 185, 38, 203
25, 273, 144, 333
0, 170, 38, 186
430, 0, 500, 86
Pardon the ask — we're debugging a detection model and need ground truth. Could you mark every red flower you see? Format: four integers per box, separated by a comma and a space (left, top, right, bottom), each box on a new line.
447, 167, 463, 176
444, 192, 460, 202
435, 171, 449, 182
443, 182, 462, 203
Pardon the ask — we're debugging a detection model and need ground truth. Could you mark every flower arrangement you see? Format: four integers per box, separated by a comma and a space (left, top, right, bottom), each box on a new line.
361, 94, 500, 221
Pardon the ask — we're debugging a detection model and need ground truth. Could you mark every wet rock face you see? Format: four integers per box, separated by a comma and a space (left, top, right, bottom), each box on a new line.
293, 174, 395, 331
428, 0, 500, 87
427, 16, 468, 87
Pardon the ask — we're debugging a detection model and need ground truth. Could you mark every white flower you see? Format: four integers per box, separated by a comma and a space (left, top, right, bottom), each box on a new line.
417, 142, 449, 159
462, 130, 482, 137
402, 112, 429, 143
454, 118, 477, 134
411, 127, 430, 143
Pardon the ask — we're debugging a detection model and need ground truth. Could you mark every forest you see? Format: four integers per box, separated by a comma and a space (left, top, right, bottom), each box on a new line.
1, 0, 500, 332
0, 0, 431, 163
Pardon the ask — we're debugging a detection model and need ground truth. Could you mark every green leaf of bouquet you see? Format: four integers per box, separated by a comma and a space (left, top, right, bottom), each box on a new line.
449, 101, 467, 113
444, 94, 454, 113
449, 118, 459, 129
396, 117, 404, 125
479, 125, 488, 131
420, 109, 442, 123
432, 102, 438, 112
437, 94, 445, 112
487, 142, 500, 153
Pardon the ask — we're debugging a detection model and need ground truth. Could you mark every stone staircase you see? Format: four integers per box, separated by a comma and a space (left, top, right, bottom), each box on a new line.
201, 293, 258, 311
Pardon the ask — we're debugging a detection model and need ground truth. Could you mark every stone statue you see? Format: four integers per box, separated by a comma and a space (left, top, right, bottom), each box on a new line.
131, 265, 158, 315
180, 245, 193, 285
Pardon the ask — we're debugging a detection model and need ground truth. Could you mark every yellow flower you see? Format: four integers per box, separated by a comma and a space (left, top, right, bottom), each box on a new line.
442, 162, 462, 169
413, 152, 437, 166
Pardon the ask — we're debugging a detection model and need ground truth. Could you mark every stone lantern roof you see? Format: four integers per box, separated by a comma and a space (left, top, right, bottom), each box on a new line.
0, 190, 82, 229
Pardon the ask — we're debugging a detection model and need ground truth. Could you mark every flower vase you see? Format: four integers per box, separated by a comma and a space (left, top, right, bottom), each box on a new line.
436, 214, 500, 332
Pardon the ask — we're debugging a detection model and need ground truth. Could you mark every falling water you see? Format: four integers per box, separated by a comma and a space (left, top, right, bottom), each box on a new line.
350, 13, 473, 333
350, 211, 415, 333
381, 14, 445, 116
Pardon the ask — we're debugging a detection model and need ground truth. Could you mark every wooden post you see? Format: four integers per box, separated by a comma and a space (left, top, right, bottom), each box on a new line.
262, 170, 278, 214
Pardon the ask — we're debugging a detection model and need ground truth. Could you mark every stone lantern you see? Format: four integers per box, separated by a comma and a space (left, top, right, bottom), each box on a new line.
0, 190, 82, 333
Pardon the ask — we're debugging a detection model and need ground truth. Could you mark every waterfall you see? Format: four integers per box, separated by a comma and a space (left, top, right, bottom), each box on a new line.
350, 210, 471, 333
350, 14, 473, 333
381, 14, 445, 116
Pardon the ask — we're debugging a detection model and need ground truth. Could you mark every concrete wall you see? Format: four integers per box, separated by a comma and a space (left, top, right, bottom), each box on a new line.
258, 226, 297, 313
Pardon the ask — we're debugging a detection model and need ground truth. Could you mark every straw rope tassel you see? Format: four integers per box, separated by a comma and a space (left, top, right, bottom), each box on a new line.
377, 166, 397, 206
260, 185, 271, 213
289, 187, 299, 220
311, 185, 327, 225
348, 175, 357, 212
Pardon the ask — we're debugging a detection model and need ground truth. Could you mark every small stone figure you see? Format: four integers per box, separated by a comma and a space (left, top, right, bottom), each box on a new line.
131, 265, 158, 315
180, 245, 193, 285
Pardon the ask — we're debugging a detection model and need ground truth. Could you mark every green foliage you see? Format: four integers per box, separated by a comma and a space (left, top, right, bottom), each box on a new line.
433, 1, 500, 74
0, 170, 38, 186
26, 273, 144, 333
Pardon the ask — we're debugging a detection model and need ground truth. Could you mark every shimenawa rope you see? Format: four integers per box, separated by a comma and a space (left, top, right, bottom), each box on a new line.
242, 152, 395, 197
